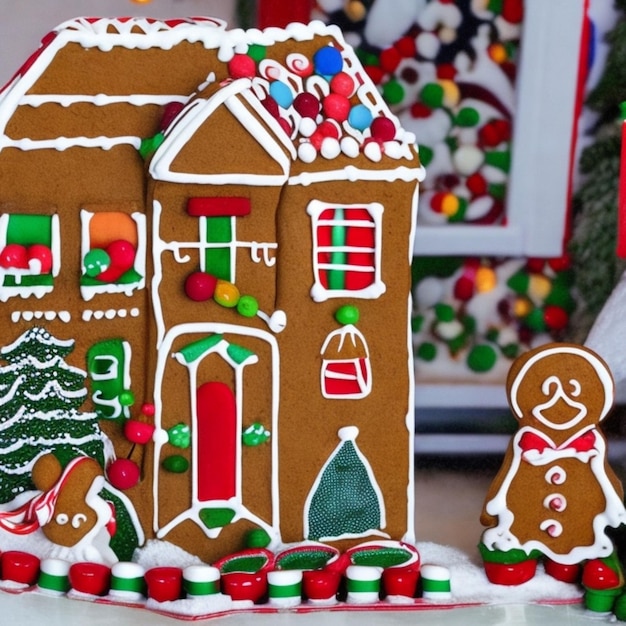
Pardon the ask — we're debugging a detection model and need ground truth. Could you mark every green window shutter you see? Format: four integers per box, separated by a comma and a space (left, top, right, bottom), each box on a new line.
205, 216, 232, 281
7, 215, 52, 247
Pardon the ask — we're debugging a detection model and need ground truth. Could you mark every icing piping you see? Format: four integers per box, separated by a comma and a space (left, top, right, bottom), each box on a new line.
151, 323, 280, 548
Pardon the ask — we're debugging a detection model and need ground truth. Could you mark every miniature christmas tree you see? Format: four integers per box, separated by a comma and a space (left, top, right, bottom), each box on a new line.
0, 327, 106, 502
570, 0, 626, 340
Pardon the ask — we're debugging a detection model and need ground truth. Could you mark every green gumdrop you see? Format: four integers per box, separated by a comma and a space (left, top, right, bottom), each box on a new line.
434, 302, 455, 322
455, 106, 480, 127
525, 308, 546, 332
119, 390, 135, 407
237, 294, 259, 318
418, 144, 433, 167
139, 132, 165, 159
467, 344, 497, 373
84, 248, 111, 277
247, 44, 266, 62
507, 270, 530, 295
420, 82, 444, 108
335, 304, 360, 325
417, 342, 436, 361
168, 423, 191, 448
162, 454, 189, 473
246, 528, 271, 549
382, 78, 405, 105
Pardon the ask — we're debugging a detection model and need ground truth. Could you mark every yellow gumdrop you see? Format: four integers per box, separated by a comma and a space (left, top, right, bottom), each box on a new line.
488, 43, 508, 64
528, 274, 551, 300
475, 267, 497, 293
214, 279, 240, 308
513, 297, 532, 318
439, 79, 460, 108
440, 193, 460, 217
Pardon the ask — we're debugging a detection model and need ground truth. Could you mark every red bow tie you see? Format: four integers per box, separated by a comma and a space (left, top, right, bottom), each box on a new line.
518, 429, 596, 455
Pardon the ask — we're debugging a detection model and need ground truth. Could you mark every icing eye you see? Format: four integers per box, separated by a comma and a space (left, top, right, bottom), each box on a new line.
72, 513, 87, 528
55, 513, 69, 525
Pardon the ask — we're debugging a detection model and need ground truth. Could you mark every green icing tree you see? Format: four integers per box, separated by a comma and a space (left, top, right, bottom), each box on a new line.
306, 427, 384, 541
0, 327, 105, 502
570, 0, 626, 339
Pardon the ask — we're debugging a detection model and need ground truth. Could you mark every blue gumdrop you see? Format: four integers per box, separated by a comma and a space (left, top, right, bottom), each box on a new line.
269, 80, 293, 109
313, 45, 343, 76
348, 104, 373, 131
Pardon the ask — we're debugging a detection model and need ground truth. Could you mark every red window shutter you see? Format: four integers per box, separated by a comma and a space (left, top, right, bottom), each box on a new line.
187, 197, 251, 217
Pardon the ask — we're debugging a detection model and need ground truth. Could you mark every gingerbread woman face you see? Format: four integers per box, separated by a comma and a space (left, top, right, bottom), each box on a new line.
506, 343, 614, 440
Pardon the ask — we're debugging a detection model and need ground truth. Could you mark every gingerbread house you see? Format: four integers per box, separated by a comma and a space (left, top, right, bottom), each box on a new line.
0, 17, 423, 563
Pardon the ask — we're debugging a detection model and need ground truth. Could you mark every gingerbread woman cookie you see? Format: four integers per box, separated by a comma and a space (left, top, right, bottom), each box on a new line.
480, 343, 626, 607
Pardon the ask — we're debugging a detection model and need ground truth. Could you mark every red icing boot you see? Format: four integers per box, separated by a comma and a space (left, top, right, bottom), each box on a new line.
582, 554, 624, 614
483, 559, 537, 586
544, 559, 581, 584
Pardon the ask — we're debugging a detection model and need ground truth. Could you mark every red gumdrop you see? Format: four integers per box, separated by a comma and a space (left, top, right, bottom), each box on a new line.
160, 102, 185, 131
107, 458, 140, 490
437, 63, 457, 80
410, 102, 432, 118
96, 239, 136, 282
370, 116, 396, 141
544, 305, 569, 331
395, 35, 417, 58
27, 244, 53, 274
0, 243, 29, 269
466, 173, 487, 196
379, 46, 402, 73
293, 92, 320, 118
310, 130, 324, 151
228, 54, 256, 79
364, 65, 384, 85
322, 93, 350, 122
141, 402, 156, 417
184, 271, 217, 301
525, 258, 545, 273
502, 0, 524, 24
454, 275, 475, 301
124, 419, 156, 445
547, 254, 571, 272
329, 71, 355, 97
478, 121, 503, 148
317, 119, 340, 139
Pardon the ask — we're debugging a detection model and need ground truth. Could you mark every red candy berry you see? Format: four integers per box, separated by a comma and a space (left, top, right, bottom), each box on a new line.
95, 239, 135, 283
322, 93, 350, 122
329, 71, 355, 97
543, 305, 569, 331
107, 458, 140, 490
370, 116, 396, 142
395, 35, 417, 59
228, 54, 256, 78
27, 244, 53, 274
124, 419, 156, 445
0, 243, 29, 269
293, 92, 320, 118
160, 102, 185, 131
380, 46, 402, 74
184, 271, 217, 301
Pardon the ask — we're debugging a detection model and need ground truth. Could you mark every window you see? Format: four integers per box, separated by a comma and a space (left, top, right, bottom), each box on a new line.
188, 196, 254, 283
0, 213, 60, 301
308, 200, 384, 302
86, 339, 132, 422
80, 209, 146, 301
320, 325, 372, 399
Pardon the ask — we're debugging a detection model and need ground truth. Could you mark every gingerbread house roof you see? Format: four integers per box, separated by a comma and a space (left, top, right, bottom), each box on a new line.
0, 17, 424, 181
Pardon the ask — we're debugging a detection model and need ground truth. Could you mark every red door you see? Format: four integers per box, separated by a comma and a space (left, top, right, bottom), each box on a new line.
196, 381, 237, 502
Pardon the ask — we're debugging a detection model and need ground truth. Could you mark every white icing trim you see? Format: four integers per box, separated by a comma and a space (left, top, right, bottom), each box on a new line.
509, 346, 615, 423
307, 200, 385, 302
290, 164, 425, 187
152, 323, 280, 547
483, 425, 626, 564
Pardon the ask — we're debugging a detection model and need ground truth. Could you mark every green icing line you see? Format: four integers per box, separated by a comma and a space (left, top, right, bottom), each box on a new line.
226, 342, 256, 365
177, 334, 223, 364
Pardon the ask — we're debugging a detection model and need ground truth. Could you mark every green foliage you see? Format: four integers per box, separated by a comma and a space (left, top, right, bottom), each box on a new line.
570, 6, 626, 337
